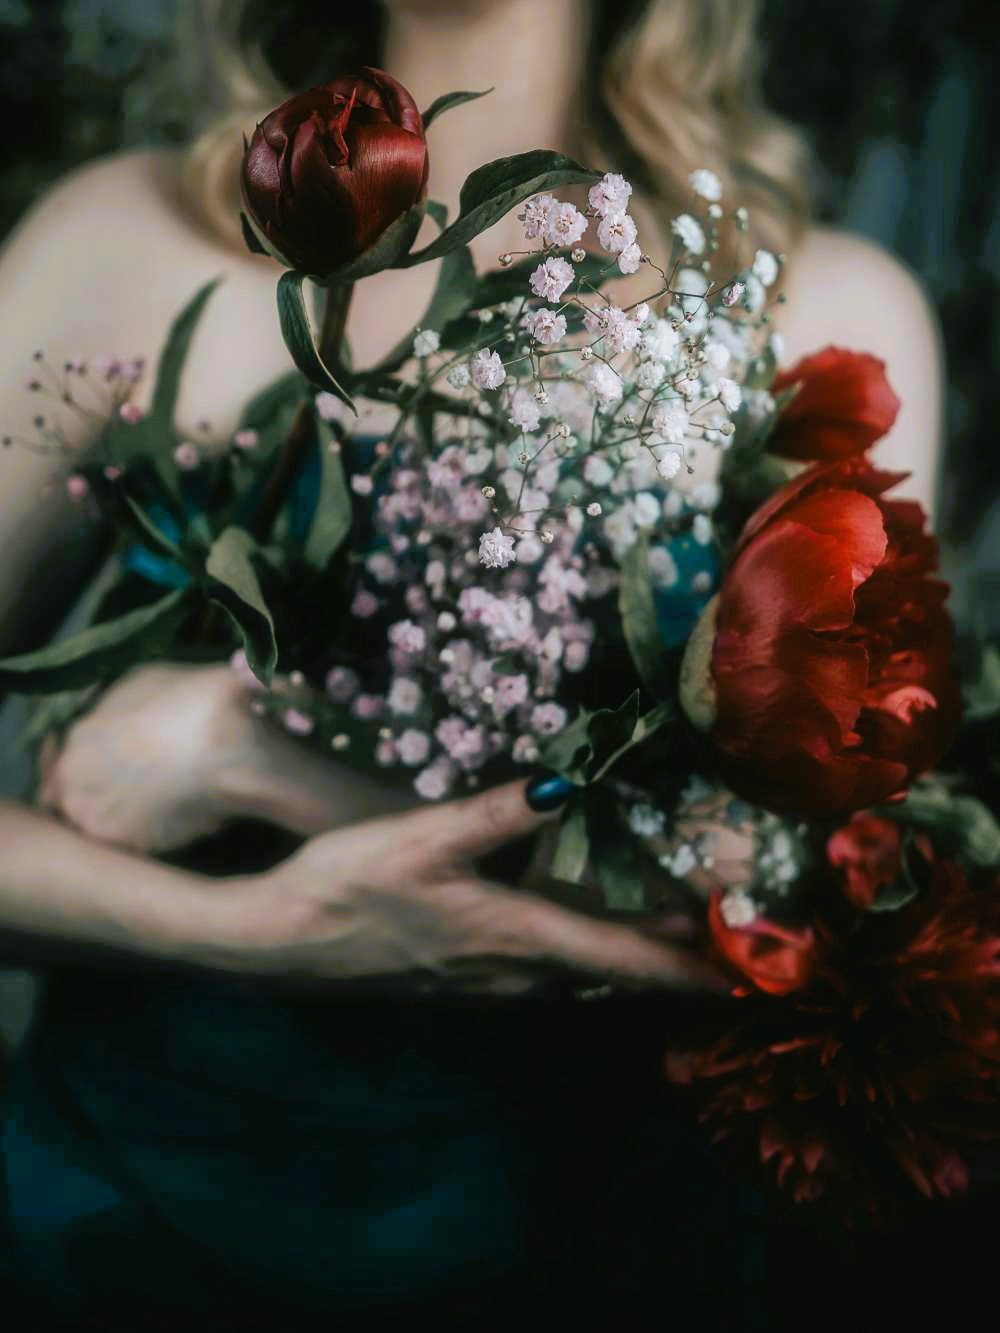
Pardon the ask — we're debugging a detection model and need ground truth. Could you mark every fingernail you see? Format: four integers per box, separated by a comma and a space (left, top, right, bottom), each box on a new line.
525, 770, 577, 813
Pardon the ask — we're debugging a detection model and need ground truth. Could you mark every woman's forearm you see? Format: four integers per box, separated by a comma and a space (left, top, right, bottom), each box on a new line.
0, 799, 236, 968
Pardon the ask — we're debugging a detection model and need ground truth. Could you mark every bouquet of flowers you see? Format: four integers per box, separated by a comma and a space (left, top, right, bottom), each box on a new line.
3, 68, 997, 1214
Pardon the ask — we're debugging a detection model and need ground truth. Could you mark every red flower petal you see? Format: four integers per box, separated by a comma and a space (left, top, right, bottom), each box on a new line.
770, 346, 901, 462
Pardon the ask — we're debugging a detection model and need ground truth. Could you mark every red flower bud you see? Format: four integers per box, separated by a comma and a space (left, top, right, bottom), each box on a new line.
684, 459, 960, 816
241, 68, 429, 277
769, 346, 901, 462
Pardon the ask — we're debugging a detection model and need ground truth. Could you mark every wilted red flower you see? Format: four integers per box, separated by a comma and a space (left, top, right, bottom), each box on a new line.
668, 838, 1000, 1211
685, 459, 960, 816
827, 813, 915, 910
241, 68, 429, 277
769, 346, 901, 462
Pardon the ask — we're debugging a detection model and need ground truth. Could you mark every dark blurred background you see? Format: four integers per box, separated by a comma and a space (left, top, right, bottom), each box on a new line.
0, 0, 997, 618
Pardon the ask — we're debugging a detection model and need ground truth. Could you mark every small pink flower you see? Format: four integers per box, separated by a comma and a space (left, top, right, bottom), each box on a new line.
173, 441, 200, 471
282, 708, 315, 736
102, 464, 123, 481
531, 702, 568, 736
414, 760, 454, 801
233, 428, 258, 450
494, 673, 529, 717
351, 693, 384, 720
350, 474, 374, 496
325, 665, 359, 701
66, 474, 89, 501
388, 619, 427, 655
397, 729, 431, 766
118, 402, 144, 424
351, 590, 379, 618
375, 738, 398, 766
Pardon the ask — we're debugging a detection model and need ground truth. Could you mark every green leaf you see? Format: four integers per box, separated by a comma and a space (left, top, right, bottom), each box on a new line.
240, 211, 269, 256
619, 534, 669, 696
891, 782, 1000, 870
425, 199, 448, 230
587, 794, 646, 911
400, 151, 600, 266
548, 801, 590, 885
319, 203, 426, 284
491, 654, 522, 676
305, 416, 354, 568
120, 495, 186, 561
539, 692, 673, 786
0, 588, 191, 694
150, 277, 222, 427
588, 696, 672, 783
422, 88, 492, 129
203, 527, 278, 684
276, 272, 356, 412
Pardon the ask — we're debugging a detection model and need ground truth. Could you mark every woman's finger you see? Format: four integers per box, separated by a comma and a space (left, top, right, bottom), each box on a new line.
387, 776, 573, 870
443, 878, 730, 992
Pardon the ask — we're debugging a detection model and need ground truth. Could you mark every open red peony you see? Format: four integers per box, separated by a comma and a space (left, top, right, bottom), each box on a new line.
706, 458, 960, 816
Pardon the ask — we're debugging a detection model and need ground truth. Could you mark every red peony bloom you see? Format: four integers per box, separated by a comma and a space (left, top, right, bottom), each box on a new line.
686, 459, 960, 816
769, 346, 901, 462
668, 831, 1000, 1211
241, 68, 429, 277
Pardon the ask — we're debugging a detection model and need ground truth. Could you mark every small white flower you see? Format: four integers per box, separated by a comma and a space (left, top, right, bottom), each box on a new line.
651, 400, 689, 444
508, 386, 542, 433
471, 348, 506, 390
586, 501, 602, 517
588, 172, 633, 217
597, 211, 637, 255
478, 526, 517, 569
634, 303, 651, 326
719, 892, 758, 929
717, 377, 742, 413
617, 242, 642, 275
518, 194, 555, 240
521, 308, 567, 346
628, 802, 666, 838
663, 844, 698, 878
583, 455, 614, 487
636, 360, 667, 390
752, 248, 779, 287
632, 491, 660, 528
350, 474, 374, 496
545, 201, 588, 247
692, 513, 713, 546
671, 213, 705, 255
529, 256, 575, 302
703, 340, 732, 374
742, 273, 766, 314
447, 362, 471, 390
388, 677, 423, 716
397, 730, 431, 767
656, 449, 683, 481
722, 280, 746, 308
640, 318, 680, 364
648, 543, 679, 588
412, 328, 440, 358
688, 168, 722, 202
585, 361, 624, 407
768, 331, 786, 363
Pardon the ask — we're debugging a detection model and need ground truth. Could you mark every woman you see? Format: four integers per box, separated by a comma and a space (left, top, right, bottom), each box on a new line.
0, 0, 944, 1328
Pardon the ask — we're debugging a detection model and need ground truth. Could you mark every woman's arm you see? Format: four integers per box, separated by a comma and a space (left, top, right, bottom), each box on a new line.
779, 225, 945, 518
0, 786, 725, 993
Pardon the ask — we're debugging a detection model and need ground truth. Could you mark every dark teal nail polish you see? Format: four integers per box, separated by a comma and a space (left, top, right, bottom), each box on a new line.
525, 771, 577, 813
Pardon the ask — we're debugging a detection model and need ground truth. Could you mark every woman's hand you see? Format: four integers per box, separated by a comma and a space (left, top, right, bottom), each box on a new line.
38, 662, 408, 853
209, 780, 728, 996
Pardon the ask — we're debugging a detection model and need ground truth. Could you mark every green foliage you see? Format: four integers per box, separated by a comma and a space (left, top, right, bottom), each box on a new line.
0, 589, 192, 694
540, 691, 673, 786
276, 272, 356, 411
400, 151, 600, 266
619, 534, 669, 696
421, 88, 492, 129
305, 417, 354, 569
203, 527, 278, 684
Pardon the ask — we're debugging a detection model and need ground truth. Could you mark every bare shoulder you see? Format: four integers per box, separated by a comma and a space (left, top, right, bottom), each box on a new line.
778, 224, 944, 516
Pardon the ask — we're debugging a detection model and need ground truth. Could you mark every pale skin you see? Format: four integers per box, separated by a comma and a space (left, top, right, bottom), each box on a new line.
0, 0, 943, 992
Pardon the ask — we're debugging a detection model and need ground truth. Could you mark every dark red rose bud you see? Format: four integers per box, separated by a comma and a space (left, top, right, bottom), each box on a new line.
682, 459, 960, 816
241, 67, 429, 277
769, 346, 901, 462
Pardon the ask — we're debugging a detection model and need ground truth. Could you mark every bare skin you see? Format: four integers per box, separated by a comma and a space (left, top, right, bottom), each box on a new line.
0, 0, 944, 991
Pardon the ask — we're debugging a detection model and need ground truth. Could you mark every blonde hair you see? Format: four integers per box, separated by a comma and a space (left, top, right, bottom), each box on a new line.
172, 0, 812, 264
